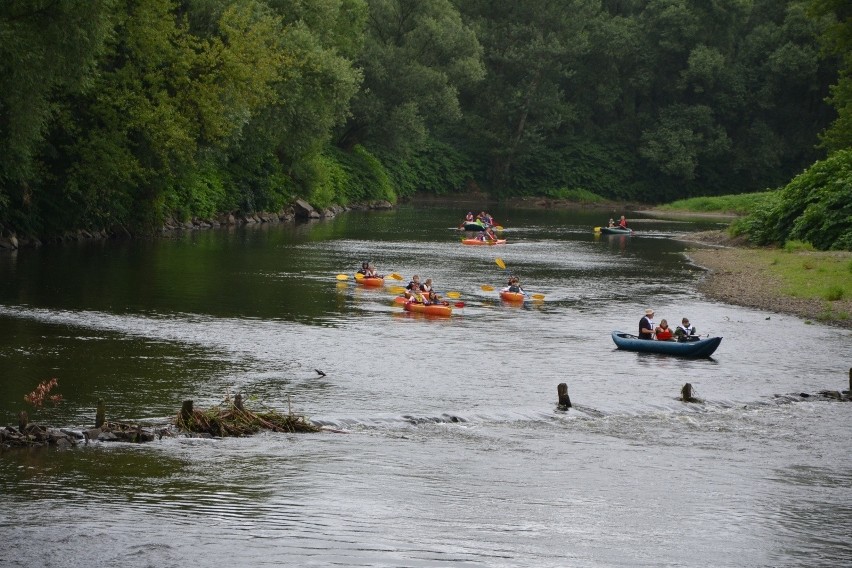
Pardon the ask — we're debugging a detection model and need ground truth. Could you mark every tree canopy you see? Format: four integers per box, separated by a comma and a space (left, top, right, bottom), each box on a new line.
0, 0, 847, 245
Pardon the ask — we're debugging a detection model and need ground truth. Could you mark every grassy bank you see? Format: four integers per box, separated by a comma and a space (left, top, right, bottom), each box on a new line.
656, 191, 774, 215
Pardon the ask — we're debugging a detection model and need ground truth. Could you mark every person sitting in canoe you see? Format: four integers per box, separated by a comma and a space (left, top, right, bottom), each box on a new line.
423, 290, 447, 306
420, 278, 434, 294
654, 319, 674, 341
366, 263, 383, 278
607, 218, 615, 227
639, 308, 655, 340
503, 276, 525, 295
465, 211, 475, 222
405, 275, 423, 300
617, 215, 628, 229
674, 318, 699, 342
357, 261, 370, 276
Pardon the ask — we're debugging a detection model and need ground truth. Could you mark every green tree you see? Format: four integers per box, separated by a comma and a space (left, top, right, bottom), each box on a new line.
0, 0, 114, 224
807, 0, 852, 152
340, 0, 484, 155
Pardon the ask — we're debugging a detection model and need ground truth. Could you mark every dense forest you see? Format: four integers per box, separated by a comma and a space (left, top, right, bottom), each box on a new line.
0, 0, 849, 240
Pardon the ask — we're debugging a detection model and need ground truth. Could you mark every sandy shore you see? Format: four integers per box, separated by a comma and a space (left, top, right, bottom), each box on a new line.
679, 231, 852, 329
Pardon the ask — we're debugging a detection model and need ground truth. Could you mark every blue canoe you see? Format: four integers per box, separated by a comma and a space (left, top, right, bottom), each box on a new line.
600, 226, 633, 235
611, 331, 722, 358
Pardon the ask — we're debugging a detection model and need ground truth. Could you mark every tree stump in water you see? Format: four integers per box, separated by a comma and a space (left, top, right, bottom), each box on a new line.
18, 411, 28, 434
681, 383, 701, 403
234, 393, 244, 411
180, 400, 194, 424
95, 399, 105, 428
557, 383, 572, 409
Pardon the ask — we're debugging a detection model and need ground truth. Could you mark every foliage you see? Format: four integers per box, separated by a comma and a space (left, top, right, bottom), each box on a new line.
735, 149, 852, 250
807, 0, 852, 152
376, 139, 477, 198
540, 187, 606, 203
660, 192, 776, 215
0, 0, 847, 240
24, 379, 62, 407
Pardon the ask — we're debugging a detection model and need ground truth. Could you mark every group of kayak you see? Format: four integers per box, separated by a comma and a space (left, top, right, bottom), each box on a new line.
348, 256, 543, 317
460, 211, 507, 245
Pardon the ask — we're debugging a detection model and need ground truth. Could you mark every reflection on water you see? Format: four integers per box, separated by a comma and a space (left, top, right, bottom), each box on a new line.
1, 206, 850, 567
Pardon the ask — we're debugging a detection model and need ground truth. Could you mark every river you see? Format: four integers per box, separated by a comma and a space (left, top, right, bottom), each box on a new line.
1, 205, 850, 567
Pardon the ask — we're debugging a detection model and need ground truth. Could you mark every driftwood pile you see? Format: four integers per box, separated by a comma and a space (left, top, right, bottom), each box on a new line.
2, 394, 320, 450
175, 394, 320, 437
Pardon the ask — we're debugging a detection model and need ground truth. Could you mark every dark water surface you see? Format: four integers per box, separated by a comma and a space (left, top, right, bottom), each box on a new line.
1, 205, 850, 567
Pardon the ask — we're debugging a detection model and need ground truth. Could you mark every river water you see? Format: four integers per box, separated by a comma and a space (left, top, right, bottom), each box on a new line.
1, 205, 850, 567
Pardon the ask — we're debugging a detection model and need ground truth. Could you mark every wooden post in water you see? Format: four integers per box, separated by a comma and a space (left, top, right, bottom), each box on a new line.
681, 383, 700, 403
180, 400, 194, 424
18, 411, 28, 434
234, 393, 244, 411
95, 399, 105, 428
557, 383, 572, 409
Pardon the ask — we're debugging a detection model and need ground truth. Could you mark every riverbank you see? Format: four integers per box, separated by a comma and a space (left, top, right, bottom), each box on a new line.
679, 230, 852, 329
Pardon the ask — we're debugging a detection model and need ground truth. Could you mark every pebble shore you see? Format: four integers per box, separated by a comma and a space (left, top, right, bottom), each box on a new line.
680, 231, 852, 329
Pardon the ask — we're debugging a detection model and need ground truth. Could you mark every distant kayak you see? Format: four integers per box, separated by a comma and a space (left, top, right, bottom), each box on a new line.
600, 227, 633, 235
461, 238, 507, 245
611, 331, 722, 358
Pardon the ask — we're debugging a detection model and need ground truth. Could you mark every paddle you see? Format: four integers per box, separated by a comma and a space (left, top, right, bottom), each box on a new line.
336, 274, 349, 280
389, 286, 406, 294
481, 285, 495, 292
446, 291, 461, 299
354, 272, 365, 280
495, 257, 506, 270
593, 227, 601, 233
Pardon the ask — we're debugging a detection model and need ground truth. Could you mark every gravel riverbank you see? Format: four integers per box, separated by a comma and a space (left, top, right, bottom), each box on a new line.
679, 231, 852, 329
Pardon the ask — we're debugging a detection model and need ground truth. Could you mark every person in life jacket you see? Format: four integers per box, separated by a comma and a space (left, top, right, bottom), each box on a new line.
465, 212, 475, 222
675, 318, 698, 341
503, 275, 524, 295
485, 228, 497, 241
405, 275, 422, 300
475, 230, 488, 242
618, 215, 628, 229
654, 319, 674, 341
357, 261, 369, 276
424, 289, 446, 305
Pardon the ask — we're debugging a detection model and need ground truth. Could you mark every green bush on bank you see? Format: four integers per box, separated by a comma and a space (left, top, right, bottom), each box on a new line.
733, 150, 852, 251
541, 186, 606, 203
661, 192, 775, 215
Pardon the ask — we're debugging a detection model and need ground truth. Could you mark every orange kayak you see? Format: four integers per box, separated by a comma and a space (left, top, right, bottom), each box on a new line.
500, 290, 526, 303
356, 276, 384, 287
403, 301, 453, 316
461, 239, 507, 245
